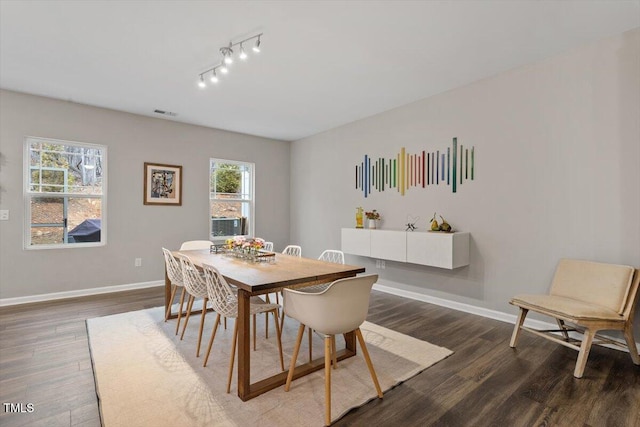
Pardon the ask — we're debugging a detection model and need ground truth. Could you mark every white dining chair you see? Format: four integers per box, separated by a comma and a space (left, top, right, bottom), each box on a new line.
282, 245, 302, 257
276, 245, 304, 330
283, 274, 383, 426
201, 263, 285, 393
177, 254, 211, 358
296, 249, 347, 361
318, 249, 345, 264
180, 240, 213, 250
162, 248, 187, 334
263, 241, 274, 252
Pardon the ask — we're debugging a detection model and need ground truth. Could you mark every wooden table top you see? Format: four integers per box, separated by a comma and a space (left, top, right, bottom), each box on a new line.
173, 249, 366, 294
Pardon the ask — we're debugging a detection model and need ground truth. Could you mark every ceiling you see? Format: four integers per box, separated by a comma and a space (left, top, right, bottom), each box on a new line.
1, 1, 638, 142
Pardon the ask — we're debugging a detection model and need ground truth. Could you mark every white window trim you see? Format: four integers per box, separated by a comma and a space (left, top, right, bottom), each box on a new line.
23, 136, 108, 250
209, 158, 255, 241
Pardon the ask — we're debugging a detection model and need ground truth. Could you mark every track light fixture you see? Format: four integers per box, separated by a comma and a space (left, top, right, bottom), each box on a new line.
197, 33, 263, 89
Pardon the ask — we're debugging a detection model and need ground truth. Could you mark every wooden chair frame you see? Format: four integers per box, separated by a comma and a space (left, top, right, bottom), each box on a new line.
510, 267, 640, 378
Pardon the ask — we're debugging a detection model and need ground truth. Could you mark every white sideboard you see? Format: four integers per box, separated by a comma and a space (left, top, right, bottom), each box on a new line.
341, 228, 469, 269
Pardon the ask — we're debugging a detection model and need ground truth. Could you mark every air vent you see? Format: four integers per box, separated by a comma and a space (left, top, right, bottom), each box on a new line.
153, 109, 178, 117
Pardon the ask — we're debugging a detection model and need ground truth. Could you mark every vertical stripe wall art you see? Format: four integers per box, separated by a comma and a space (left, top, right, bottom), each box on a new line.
354, 138, 475, 197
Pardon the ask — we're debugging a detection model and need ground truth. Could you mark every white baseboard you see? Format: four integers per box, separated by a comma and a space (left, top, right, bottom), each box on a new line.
373, 280, 640, 353
0, 280, 164, 307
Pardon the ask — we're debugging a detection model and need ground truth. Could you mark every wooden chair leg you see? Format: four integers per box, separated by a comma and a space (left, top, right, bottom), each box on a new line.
175, 288, 186, 335
308, 327, 313, 363
203, 314, 221, 367
253, 313, 257, 351
180, 295, 195, 340
272, 310, 285, 371
556, 319, 570, 340
263, 294, 272, 339
165, 284, 177, 321
196, 297, 208, 357
355, 328, 383, 398
574, 328, 596, 378
285, 324, 306, 392
224, 316, 227, 330
623, 323, 640, 365
510, 308, 528, 348
324, 336, 332, 426
279, 309, 285, 337
227, 319, 239, 393
331, 335, 337, 369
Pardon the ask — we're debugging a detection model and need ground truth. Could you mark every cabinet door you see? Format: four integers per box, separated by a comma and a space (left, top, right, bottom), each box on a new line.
370, 230, 406, 262
341, 228, 371, 257
406, 232, 453, 268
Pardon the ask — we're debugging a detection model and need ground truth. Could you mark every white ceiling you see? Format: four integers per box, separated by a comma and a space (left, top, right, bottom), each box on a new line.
1, 1, 638, 141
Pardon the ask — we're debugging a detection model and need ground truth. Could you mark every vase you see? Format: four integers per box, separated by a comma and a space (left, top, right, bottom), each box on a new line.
368, 219, 377, 229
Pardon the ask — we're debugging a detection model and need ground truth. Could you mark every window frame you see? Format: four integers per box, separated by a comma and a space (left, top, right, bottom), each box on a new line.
23, 136, 107, 250
209, 158, 255, 241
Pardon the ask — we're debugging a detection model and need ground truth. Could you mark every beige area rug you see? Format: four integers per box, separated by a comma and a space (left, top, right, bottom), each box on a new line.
87, 305, 452, 426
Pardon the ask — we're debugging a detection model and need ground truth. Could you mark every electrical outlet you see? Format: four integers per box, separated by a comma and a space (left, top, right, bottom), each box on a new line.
134, 258, 142, 267
0, 210, 8, 221
380, 260, 385, 269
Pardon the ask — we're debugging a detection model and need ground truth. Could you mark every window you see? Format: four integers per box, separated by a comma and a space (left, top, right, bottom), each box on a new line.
24, 137, 106, 249
210, 159, 254, 240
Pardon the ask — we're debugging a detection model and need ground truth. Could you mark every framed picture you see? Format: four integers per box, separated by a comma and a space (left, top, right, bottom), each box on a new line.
143, 162, 182, 206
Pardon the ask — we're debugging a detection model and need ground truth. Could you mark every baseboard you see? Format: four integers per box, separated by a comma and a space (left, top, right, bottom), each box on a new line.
373, 280, 640, 353
0, 280, 164, 307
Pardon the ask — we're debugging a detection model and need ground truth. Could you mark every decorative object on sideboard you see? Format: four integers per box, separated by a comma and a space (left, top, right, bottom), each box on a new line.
356, 207, 364, 229
354, 137, 475, 197
429, 213, 454, 233
365, 210, 381, 229
430, 212, 439, 231
405, 215, 419, 231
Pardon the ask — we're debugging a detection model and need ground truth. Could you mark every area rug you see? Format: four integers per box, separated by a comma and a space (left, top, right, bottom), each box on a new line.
87, 305, 452, 426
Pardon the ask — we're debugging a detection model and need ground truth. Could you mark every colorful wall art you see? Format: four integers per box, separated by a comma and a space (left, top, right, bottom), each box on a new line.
354, 137, 475, 197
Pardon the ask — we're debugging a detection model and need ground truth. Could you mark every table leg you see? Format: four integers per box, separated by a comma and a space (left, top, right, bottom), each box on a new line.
237, 289, 251, 401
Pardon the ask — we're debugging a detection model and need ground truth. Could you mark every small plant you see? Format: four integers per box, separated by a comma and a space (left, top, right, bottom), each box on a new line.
365, 210, 381, 220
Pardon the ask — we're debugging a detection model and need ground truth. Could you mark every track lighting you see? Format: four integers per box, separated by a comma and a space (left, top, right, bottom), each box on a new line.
197, 33, 263, 88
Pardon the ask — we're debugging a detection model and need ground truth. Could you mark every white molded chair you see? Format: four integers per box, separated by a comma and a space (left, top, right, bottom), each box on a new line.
177, 254, 211, 357
283, 274, 383, 426
263, 241, 274, 252
282, 245, 302, 257
510, 259, 640, 378
180, 240, 212, 250
162, 248, 187, 334
201, 263, 285, 393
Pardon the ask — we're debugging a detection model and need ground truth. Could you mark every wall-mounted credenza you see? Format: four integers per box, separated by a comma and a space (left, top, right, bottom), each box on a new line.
341, 228, 470, 269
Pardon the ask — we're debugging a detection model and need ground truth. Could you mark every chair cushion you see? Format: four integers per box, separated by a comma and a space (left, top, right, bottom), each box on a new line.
511, 294, 624, 322
550, 259, 634, 315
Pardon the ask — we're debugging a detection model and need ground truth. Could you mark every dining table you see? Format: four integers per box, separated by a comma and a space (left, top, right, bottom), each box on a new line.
166, 249, 366, 401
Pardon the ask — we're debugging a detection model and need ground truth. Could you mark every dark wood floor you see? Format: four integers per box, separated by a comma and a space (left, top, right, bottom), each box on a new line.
1, 287, 638, 427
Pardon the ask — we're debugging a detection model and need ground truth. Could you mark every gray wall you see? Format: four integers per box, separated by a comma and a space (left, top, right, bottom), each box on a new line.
0, 90, 290, 299
290, 29, 640, 332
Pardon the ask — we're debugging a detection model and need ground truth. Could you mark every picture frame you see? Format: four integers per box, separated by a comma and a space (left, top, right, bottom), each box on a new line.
143, 162, 182, 206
